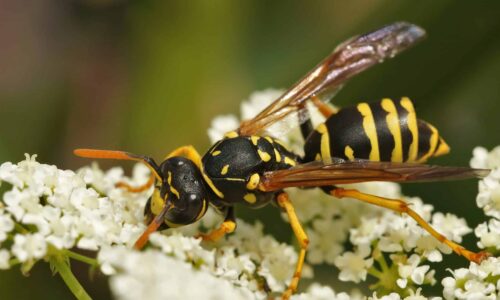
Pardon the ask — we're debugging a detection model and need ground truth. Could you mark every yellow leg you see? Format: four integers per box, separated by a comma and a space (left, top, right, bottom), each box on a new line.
197, 207, 236, 242
116, 172, 155, 193
311, 95, 337, 118
165, 145, 202, 169
276, 192, 309, 300
332, 188, 490, 264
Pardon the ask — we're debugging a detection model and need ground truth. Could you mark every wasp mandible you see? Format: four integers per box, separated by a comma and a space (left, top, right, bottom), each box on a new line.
74, 22, 491, 299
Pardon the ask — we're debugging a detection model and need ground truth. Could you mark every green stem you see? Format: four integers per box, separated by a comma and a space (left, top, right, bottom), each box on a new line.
49, 254, 92, 300
14, 223, 29, 234
377, 252, 390, 272
9, 258, 20, 267
367, 266, 383, 278
64, 250, 99, 267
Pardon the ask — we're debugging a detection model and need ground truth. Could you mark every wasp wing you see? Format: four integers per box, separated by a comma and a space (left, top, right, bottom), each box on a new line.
260, 159, 489, 191
238, 22, 426, 136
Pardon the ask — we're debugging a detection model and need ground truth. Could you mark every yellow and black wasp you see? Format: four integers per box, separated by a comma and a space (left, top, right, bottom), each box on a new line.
74, 22, 491, 299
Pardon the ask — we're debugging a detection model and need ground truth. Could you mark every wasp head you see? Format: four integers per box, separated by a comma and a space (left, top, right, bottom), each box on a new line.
146, 156, 208, 229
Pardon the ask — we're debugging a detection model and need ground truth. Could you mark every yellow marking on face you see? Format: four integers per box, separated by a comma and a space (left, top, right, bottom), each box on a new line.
194, 199, 207, 221
344, 145, 355, 161
417, 124, 439, 163
258, 149, 272, 162
317, 123, 332, 163
151, 188, 165, 216
284, 157, 296, 166
243, 193, 257, 204
246, 173, 260, 190
251, 136, 260, 146
167, 172, 180, 199
315, 153, 322, 161
274, 149, 282, 162
381, 98, 403, 162
433, 137, 450, 157
400, 97, 418, 162
224, 131, 239, 139
212, 150, 221, 156
357, 103, 380, 161
221, 164, 229, 175
200, 166, 224, 198
264, 136, 274, 144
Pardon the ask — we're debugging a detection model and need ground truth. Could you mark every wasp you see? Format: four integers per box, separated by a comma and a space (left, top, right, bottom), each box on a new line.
74, 22, 490, 299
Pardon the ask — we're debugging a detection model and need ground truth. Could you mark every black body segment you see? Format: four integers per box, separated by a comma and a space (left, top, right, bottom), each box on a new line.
303, 98, 449, 164
145, 157, 209, 228
201, 133, 298, 208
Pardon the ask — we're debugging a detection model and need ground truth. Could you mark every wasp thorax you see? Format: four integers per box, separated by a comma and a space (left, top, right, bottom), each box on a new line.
149, 157, 208, 228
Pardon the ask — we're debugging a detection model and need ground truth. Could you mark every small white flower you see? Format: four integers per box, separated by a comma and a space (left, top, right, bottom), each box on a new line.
403, 288, 437, 300
350, 216, 387, 246
442, 257, 500, 300
307, 218, 346, 265
11, 233, 47, 262
214, 247, 257, 289
149, 232, 215, 269
369, 292, 402, 300
431, 213, 471, 243
0, 249, 10, 269
474, 218, 500, 250
0, 211, 14, 242
396, 254, 431, 288
334, 244, 373, 283
257, 237, 297, 292
207, 115, 240, 144
0, 162, 23, 188
469, 257, 500, 279
476, 170, 500, 219
470, 146, 500, 169
291, 283, 351, 300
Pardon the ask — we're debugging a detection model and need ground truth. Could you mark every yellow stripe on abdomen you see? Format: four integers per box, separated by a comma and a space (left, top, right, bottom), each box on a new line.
381, 99, 403, 162
417, 124, 439, 163
400, 97, 418, 162
357, 103, 380, 161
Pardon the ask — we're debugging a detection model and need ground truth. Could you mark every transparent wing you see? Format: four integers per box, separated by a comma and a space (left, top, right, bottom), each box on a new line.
238, 22, 426, 136
260, 159, 489, 191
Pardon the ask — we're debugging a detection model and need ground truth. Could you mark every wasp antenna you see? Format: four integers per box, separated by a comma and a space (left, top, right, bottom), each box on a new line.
74, 149, 134, 160
134, 201, 172, 250
74, 148, 162, 180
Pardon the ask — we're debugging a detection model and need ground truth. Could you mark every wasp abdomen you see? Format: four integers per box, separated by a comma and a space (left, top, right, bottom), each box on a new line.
303, 98, 449, 163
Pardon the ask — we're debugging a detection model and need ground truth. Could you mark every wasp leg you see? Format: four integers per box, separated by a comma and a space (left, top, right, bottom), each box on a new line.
276, 192, 309, 300
197, 207, 236, 242
165, 145, 202, 169
330, 188, 490, 264
311, 95, 337, 118
115, 172, 155, 193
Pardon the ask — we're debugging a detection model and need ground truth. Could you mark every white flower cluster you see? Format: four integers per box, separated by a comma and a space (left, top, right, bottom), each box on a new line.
470, 146, 500, 244
436, 146, 500, 300
0, 154, 149, 268
99, 246, 254, 300
442, 257, 500, 300
99, 220, 302, 299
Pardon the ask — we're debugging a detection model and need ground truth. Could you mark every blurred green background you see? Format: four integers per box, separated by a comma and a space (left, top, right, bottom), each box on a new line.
1, 0, 500, 298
